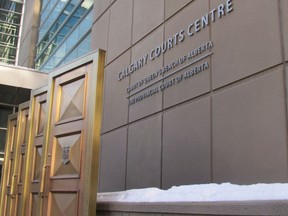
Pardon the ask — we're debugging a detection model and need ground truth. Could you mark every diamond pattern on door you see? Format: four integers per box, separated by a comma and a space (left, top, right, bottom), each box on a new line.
37, 101, 47, 135
52, 134, 81, 176
50, 192, 77, 216
59, 78, 84, 121
33, 147, 42, 180
31, 193, 38, 216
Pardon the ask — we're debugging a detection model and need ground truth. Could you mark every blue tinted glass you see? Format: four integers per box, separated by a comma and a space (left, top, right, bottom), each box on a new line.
41, 0, 49, 10
60, 32, 91, 66
37, 2, 93, 70
40, 0, 58, 25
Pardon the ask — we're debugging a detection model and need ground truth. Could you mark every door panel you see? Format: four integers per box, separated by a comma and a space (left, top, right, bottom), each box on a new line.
0, 113, 18, 216
19, 86, 48, 216
14, 102, 30, 216
39, 50, 105, 216
1, 50, 105, 216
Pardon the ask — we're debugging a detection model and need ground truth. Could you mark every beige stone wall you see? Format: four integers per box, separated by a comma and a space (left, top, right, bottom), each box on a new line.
18, 0, 41, 68
92, 0, 288, 192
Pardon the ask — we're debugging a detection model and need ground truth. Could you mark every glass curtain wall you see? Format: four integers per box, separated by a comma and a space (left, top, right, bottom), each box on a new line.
35, 0, 93, 71
0, 0, 24, 65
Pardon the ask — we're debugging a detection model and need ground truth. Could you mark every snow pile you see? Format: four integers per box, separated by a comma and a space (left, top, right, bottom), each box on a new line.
97, 183, 288, 202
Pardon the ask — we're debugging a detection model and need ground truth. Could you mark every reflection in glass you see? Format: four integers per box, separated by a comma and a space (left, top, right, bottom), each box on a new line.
36, 0, 93, 71
0, 0, 23, 65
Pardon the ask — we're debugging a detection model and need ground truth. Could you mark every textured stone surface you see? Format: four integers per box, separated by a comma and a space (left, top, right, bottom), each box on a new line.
213, 68, 288, 183
211, 0, 282, 89
126, 115, 162, 189
162, 97, 211, 189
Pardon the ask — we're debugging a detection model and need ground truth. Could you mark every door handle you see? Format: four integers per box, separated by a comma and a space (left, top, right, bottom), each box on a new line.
10, 174, 18, 199
39, 164, 50, 198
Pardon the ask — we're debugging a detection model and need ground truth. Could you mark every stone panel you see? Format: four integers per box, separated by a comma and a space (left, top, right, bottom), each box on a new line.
211, 0, 282, 89
18, 27, 38, 68
99, 127, 127, 192
165, 0, 192, 20
129, 26, 164, 122
91, 10, 110, 52
93, 0, 111, 22
213, 68, 288, 183
283, 0, 288, 61
162, 97, 211, 189
107, 0, 133, 63
132, 0, 164, 44
21, 0, 40, 42
163, 0, 210, 108
102, 51, 130, 133
126, 114, 162, 189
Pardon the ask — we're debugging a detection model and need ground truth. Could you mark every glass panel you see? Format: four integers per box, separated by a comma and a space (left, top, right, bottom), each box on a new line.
60, 32, 91, 66
0, 9, 22, 25
36, 1, 92, 70
77, 33, 90, 56
39, 0, 70, 40
0, 34, 18, 47
1, 1, 23, 13
41, 0, 49, 10
40, 0, 58, 25
0, 22, 19, 36
38, 0, 78, 48
0, 1, 22, 65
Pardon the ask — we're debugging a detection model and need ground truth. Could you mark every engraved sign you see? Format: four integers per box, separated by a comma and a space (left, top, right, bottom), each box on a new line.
62, 146, 70, 165
115, 0, 234, 106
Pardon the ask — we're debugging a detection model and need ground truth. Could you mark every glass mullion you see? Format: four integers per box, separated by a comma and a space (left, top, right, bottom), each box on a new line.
40, 0, 58, 25
0, 42, 17, 49
0, 20, 20, 27
0, 8, 22, 15
38, 0, 70, 38
40, 10, 92, 71
37, 0, 79, 54
36, 0, 88, 63
0, 10, 22, 25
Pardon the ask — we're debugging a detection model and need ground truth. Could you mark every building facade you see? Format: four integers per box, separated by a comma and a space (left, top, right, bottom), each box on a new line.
0, 0, 25, 65
18, 0, 93, 70
90, 0, 288, 192
8, 0, 288, 193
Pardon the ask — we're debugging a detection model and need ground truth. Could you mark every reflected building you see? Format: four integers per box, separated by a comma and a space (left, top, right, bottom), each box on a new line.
0, 0, 24, 65
34, 0, 93, 71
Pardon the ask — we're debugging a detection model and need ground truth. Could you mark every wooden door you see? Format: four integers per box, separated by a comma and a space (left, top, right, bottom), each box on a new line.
0, 113, 18, 215
19, 86, 48, 216
0, 50, 105, 216
13, 102, 30, 216
0, 102, 30, 216
39, 50, 105, 216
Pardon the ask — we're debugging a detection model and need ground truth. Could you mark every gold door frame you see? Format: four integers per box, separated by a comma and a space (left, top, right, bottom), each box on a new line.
0, 113, 18, 215
0, 101, 30, 216
39, 49, 105, 216
19, 85, 48, 216
0, 49, 105, 216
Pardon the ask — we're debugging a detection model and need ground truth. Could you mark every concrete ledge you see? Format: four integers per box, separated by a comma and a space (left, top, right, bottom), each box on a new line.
0, 63, 48, 89
97, 201, 288, 216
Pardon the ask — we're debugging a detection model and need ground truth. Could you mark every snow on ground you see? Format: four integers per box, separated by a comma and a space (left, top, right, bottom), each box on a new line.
97, 183, 288, 202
